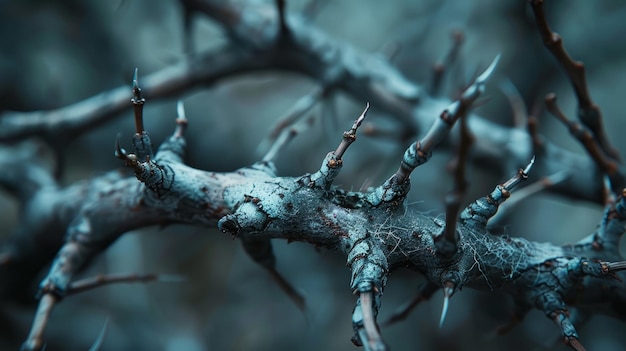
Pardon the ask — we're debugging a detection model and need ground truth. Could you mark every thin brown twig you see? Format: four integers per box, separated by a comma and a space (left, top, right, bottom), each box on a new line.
383, 282, 438, 326
334, 103, 369, 160
262, 114, 314, 162
440, 110, 473, 256
526, 113, 543, 152
545, 93, 617, 176
275, 0, 290, 38
67, 272, 185, 296
22, 272, 183, 350
529, 0, 619, 161
430, 30, 464, 96
131, 68, 146, 134
500, 79, 528, 130
21, 294, 57, 351
267, 268, 306, 311
257, 88, 325, 156
394, 55, 499, 183
490, 171, 567, 225
360, 291, 387, 351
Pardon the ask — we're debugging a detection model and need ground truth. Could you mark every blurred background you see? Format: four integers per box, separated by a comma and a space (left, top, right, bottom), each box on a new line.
1, 0, 626, 350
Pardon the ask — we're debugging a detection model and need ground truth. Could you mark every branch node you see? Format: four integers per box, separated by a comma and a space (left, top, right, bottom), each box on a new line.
131, 68, 146, 134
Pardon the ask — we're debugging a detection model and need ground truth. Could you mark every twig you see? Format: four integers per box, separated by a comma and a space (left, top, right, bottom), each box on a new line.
489, 171, 568, 225
500, 78, 528, 130
383, 282, 438, 326
439, 104, 473, 257
275, 0, 290, 39
395, 55, 500, 183
334, 103, 369, 160
67, 273, 185, 296
430, 30, 465, 96
258, 88, 324, 155
360, 291, 387, 351
545, 93, 617, 177
529, 0, 619, 161
131, 68, 145, 134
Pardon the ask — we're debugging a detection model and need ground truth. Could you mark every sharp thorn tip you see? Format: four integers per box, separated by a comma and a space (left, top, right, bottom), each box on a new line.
439, 294, 449, 328
523, 156, 535, 175
132, 68, 139, 87
177, 100, 186, 120
477, 54, 501, 83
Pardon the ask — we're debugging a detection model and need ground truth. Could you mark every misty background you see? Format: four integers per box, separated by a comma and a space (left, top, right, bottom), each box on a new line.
1, 0, 626, 350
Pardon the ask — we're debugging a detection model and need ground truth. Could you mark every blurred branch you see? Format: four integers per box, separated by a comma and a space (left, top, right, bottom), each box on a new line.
0, 0, 621, 206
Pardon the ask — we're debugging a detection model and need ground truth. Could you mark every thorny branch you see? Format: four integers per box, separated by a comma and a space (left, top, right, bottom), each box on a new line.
0, 0, 621, 203
1, 1, 626, 350
528, 0, 619, 162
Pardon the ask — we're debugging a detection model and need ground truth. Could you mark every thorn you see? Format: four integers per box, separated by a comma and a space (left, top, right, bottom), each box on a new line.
87, 318, 109, 351
602, 174, 615, 205
174, 101, 188, 137
132, 68, 139, 93
114, 134, 127, 160
333, 102, 370, 160
439, 282, 454, 328
605, 261, 626, 273
131, 68, 145, 133
489, 170, 568, 225
176, 100, 186, 121
523, 156, 535, 176
439, 294, 449, 328
356, 102, 370, 127
476, 54, 501, 84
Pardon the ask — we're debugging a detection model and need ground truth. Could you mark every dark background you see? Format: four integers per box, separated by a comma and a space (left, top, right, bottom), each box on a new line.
1, 0, 626, 350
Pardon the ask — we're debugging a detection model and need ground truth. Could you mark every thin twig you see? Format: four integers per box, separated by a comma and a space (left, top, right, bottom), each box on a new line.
360, 291, 387, 351
440, 106, 473, 256
334, 103, 369, 160
275, 0, 290, 39
67, 273, 185, 296
500, 78, 528, 130
394, 55, 500, 183
529, 0, 619, 161
545, 93, 617, 176
21, 294, 57, 351
131, 68, 145, 134
383, 282, 438, 326
430, 30, 464, 96
490, 171, 567, 225
258, 88, 324, 155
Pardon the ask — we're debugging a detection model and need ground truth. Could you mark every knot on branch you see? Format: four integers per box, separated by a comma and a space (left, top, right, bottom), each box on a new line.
434, 228, 460, 258
347, 237, 388, 293
300, 152, 343, 189
366, 175, 410, 207
218, 201, 268, 236
401, 141, 432, 173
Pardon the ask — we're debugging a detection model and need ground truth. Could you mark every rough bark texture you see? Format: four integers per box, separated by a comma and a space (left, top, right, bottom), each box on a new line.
1, 0, 626, 350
